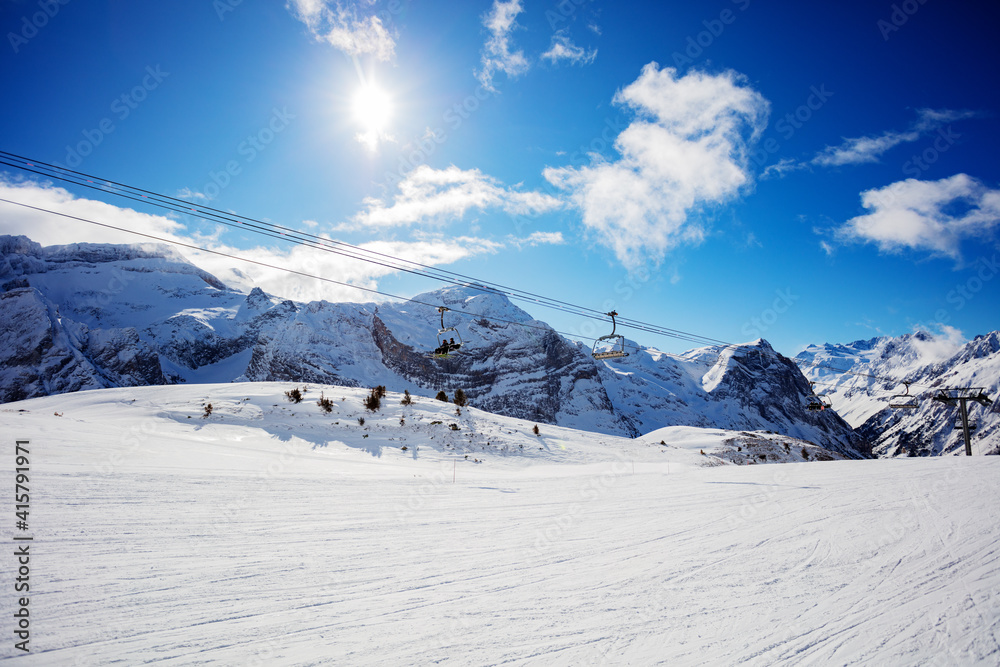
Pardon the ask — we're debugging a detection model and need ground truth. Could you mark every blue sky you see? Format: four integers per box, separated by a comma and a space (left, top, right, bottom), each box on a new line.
1, 0, 998, 356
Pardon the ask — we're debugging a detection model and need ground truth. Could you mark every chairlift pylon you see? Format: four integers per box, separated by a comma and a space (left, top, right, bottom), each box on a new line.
591, 310, 629, 361
889, 382, 919, 410
431, 306, 463, 358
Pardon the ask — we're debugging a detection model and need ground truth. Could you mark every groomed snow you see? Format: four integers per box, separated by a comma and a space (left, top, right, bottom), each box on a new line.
2, 383, 999, 665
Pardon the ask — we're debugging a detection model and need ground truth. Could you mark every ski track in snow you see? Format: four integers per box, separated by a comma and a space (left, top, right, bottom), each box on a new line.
2, 384, 999, 665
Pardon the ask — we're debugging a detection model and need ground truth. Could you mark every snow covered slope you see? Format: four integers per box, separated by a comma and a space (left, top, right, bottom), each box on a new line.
1, 383, 998, 664
0, 235, 865, 455
797, 332, 1000, 457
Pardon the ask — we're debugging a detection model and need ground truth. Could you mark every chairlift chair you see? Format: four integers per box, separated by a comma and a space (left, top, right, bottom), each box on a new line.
591, 311, 629, 361
805, 382, 832, 412
889, 382, 919, 410
432, 306, 463, 358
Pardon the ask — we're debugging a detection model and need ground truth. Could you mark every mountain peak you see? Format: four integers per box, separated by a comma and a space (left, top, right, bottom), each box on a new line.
0, 235, 42, 256
244, 287, 273, 311
410, 283, 535, 324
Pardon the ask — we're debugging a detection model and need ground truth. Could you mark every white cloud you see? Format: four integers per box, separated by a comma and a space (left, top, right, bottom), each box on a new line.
477, 0, 530, 91
0, 178, 187, 246
832, 174, 1000, 261
225, 234, 506, 302
812, 132, 919, 167
541, 32, 596, 66
0, 178, 530, 303
812, 108, 976, 167
543, 63, 769, 270
286, 0, 395, 61
761, 157, 806, 179
348, 164, 563, 229
507, 231, 565, 249
910, 324, 967, 365
176, 187, 209, 202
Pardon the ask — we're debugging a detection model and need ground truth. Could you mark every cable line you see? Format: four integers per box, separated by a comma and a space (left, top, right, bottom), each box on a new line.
0, 150, 729, 348
0, 151, 948, 394
0, 196, 710, 364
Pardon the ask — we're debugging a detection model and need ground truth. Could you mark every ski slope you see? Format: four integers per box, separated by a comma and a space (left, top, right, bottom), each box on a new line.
2, 383, 999, 665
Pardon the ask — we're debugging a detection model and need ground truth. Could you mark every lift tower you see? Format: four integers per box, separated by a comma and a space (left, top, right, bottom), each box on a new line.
933, 388, 993, 456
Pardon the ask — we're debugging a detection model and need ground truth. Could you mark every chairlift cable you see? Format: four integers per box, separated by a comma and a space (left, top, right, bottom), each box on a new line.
0, 197, 702, 363
0, 151, 730, 347
0, 151, 960, 393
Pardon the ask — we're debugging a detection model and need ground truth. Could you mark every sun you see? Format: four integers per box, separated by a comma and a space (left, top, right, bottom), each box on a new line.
351, 82, 393, 150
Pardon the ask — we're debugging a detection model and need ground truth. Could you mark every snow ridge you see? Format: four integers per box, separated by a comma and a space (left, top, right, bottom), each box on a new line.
0, 235, 869, 455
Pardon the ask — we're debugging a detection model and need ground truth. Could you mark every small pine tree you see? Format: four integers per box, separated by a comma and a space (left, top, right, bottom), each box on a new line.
400, 390, 413, 405
399, 417, 405, 426
358, 417, 365, 426
364, 387, 382, 412
453, 388, 467, 407
203, 403, 213, 418
376, 385, 387, 398
436, 390, 448, 402
532, 424, 540, 436
317, 392, 333, 413
285, 387, 303, 404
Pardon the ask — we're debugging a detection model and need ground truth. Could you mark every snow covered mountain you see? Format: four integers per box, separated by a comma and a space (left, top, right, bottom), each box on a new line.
0, 235, 865, 456
796, 332, 1000, 457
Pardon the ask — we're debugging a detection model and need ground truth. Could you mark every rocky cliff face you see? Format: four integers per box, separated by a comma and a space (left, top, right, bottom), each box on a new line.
0, 235, 868, 455
0, 286, 166, 402
591, 339, 865, 456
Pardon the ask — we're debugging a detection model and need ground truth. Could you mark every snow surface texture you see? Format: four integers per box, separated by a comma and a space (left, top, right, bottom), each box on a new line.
0, 236, 866, 458
797, 333, 1000, 457
2, 384, 999, 664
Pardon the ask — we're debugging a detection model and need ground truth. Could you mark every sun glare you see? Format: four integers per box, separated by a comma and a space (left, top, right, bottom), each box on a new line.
352, 83, 392, 150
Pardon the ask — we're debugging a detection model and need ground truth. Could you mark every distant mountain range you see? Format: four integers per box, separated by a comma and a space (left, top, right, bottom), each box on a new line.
796, 332, 999, 456
3, 234, 995, 458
